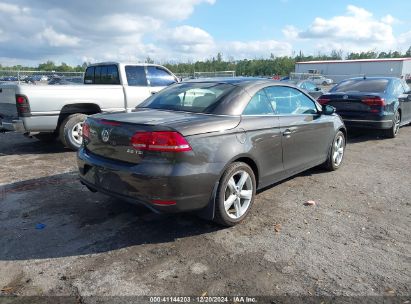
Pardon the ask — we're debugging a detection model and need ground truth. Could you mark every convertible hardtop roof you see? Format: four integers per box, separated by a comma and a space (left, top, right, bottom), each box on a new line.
342, 76, 398, 81
182, 77, 286, 89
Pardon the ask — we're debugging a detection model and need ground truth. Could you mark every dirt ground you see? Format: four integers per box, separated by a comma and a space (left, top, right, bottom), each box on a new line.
0, 127, 410, 303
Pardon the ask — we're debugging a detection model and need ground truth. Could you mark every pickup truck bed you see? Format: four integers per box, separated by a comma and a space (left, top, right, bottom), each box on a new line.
0, 62, 178, 149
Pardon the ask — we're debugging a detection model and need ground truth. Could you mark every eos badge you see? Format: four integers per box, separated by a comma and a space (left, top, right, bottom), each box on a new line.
101, 129, 111, 143
343, 95, 349, 100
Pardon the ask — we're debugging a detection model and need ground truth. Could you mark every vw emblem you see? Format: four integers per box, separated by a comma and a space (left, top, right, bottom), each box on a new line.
343, 95, 348, 100
101, 129, 110, 143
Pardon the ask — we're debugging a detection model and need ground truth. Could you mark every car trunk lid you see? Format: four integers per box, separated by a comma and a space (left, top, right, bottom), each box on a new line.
318, 93, 384, 113
84, 109, 240, 164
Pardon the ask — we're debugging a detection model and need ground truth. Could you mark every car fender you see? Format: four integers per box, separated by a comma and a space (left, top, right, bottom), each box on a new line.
195, 152, 261, 221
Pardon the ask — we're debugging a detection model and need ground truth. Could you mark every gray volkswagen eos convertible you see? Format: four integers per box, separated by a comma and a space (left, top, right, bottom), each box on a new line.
78, 79, 346, 226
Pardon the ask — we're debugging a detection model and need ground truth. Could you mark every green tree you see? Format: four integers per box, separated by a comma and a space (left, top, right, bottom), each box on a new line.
145, 56, 154, 64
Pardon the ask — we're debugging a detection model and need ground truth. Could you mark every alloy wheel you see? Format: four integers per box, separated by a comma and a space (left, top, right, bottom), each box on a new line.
332, 134, 344, 167
223, 170, 253, 219
393, 111, 400, 136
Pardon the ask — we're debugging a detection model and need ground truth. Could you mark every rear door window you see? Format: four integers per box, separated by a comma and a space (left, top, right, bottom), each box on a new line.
146, 66, 176, 87
243, 89, 274, 115
125, 66, 147, 86
264, 86, 318, 115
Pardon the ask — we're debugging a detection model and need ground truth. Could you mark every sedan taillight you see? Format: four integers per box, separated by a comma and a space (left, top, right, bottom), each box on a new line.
362, 96, 385, 106
82, 121, 90, 140
131, 131, 192, 152
317, 96, 330, 105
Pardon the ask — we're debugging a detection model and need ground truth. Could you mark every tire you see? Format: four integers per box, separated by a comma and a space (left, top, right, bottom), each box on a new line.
385, 110, 401, 138
214, 162, 256, 227
33, 133, 57, 143
323, 131, 346, 171
59, 113, 87, 150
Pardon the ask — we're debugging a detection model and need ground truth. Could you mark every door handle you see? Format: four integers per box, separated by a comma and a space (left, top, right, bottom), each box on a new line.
150, 91, 157, 95
283, 129, 292, 136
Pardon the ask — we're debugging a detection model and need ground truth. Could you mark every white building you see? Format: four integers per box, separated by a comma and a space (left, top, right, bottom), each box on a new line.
295, 58, 411, 83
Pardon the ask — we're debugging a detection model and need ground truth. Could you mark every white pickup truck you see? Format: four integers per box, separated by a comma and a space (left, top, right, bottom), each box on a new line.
0, 62, 178, 149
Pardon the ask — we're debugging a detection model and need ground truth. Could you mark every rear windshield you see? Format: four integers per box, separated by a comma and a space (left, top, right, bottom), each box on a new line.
331, 79, 389, 93
137, 82, 237, 113
84, 65, 120, 85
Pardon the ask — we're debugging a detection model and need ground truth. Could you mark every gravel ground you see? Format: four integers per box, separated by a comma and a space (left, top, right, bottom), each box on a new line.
0, 128, 410, 303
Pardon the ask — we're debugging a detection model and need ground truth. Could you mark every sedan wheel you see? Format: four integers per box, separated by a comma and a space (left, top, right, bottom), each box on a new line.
332, 134, 344, 167
224, 170, 253, 219
323, 131, 345, 171
385, 110, 400, 138
214, 162, 256, 226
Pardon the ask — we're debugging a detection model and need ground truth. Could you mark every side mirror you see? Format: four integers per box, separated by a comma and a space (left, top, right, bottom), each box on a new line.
322, 104, 336, 115
399, 93, 411, 101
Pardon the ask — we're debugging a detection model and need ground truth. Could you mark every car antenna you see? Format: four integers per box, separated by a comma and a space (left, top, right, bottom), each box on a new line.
363, 74, 367, 80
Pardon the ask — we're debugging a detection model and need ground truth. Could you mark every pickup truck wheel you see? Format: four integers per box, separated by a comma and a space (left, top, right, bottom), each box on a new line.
59, 114, 87, 150
33, 133, 57, 143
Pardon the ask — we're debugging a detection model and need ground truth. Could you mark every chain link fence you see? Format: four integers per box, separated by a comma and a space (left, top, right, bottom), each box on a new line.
0, 70, 84, 85
290, 72, 411, 87
175, 71, 236, 80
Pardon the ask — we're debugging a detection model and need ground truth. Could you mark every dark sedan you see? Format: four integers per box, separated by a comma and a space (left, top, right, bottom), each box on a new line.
284, 80, 324, 99
318, 77, 411, 137
78, 79, 346, 226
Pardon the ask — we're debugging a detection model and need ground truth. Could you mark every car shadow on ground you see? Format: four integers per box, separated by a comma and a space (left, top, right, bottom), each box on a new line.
0, 132, 69, 155
346, 128, 392, 143
0, 173, 220, 261
0, 134, 67, 155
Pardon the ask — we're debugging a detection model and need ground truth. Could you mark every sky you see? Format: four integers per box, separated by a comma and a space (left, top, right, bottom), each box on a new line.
0, 0, 410, 66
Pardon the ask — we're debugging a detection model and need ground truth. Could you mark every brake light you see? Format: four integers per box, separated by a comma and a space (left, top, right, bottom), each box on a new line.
131, 131, 192, 152
15, 94, 30, 116
151, 199, 176, 206
317, 97, 330, 105
82, 121, 90, 139
16, 96, 26, 104
362, 96, 385, 106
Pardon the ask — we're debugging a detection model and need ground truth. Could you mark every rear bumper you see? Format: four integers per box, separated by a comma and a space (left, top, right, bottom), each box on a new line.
0, 115, 59, 133
0, 118, 25, 132
342, 118, 393, 129
77, 148, 220, 213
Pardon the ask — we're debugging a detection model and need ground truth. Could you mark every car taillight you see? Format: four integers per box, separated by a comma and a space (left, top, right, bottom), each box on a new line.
131, 131, 192, 152
151, 199, 176, 206
362, 96, 385, 106
317, 96, 330, 105
16, 94, 30, 116
82, 121, 90, 139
